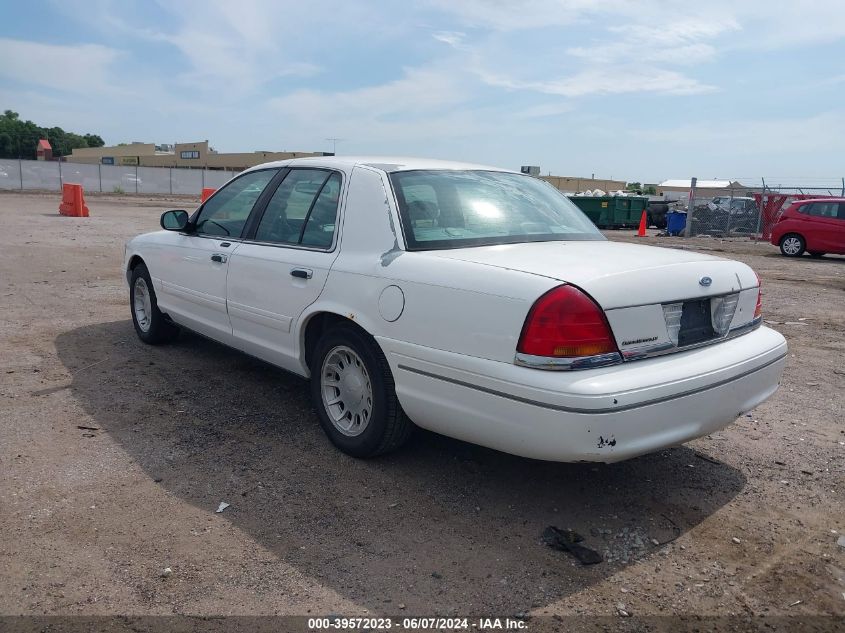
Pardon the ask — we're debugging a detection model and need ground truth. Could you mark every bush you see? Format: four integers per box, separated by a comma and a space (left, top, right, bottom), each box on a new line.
112, 185, 124, 194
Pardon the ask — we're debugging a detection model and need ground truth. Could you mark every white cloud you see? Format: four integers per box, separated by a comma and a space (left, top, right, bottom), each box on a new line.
267, 65, 484, 147
423, 0, 625, 31
0, 38, 121, 95
432, 31, 466, 47
423, 4, 734, 100
514, 102, 576, 119
475, 65, 714, 97
567, 18, 740, 66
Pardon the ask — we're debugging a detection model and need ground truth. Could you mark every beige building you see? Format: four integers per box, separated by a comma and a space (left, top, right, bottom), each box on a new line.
69, 140, 328, 170
540, 175, 627, 194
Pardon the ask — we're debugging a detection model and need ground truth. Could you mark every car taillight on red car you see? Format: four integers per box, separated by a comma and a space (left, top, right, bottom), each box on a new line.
517, 285, 619, 358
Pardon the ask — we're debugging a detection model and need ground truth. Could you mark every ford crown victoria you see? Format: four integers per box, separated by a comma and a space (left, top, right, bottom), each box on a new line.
124, 157, 787, 462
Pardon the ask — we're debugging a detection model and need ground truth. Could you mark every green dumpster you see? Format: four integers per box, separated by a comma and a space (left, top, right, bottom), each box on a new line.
568, 196, 648, 229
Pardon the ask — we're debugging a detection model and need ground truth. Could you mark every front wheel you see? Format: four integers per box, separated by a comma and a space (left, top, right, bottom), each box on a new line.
779, 234, 805, 257
310, 324, 412, 457
130, 263, 179, 344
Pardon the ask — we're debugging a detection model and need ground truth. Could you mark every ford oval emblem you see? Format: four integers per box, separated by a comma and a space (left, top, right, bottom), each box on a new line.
699, 276, 713, 287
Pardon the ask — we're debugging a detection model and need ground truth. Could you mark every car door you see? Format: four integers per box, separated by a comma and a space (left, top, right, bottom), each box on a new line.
225, 168, 344, 372
833, 203, 845, 254
804, 201, 842, 252
153, 168, 280, 344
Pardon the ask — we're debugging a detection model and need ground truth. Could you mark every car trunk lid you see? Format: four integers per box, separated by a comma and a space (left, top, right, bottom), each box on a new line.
428, 240, 761, 359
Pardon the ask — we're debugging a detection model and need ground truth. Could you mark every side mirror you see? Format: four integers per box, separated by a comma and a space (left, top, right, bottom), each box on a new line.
161, 209, 190, 231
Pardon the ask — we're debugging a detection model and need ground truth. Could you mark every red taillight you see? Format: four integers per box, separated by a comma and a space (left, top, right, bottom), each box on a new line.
754, 273, 763, 319
517, 285, 618, 357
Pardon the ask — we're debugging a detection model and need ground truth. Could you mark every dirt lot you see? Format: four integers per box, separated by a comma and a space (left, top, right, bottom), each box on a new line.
0, 191, 843, 627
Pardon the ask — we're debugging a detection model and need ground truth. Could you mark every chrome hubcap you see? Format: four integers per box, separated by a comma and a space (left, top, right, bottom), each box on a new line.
782, 237, 802, 255
133, 277, 153, 332
320, 345, 373, 436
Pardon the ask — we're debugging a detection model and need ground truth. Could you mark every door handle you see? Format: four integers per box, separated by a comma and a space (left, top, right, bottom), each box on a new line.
210, 253, 228, 263
290, 268, 313, 279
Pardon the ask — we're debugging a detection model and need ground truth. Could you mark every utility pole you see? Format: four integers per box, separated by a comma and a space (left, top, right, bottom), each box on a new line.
325, 138, 343, 155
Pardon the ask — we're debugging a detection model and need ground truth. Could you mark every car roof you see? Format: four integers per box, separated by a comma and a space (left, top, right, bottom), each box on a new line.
791, 197, 845, 203
245, 155, 519, 175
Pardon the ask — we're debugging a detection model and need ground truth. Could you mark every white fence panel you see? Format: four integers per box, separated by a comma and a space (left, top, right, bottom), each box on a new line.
138, 166, 172, 195
0, 159, 246, 194
22, 161, 60, 190
203, 169, 238, 190
101, 164, 141, 193
172, 169, 203, 195
0, 159, 22, 190
62, 163, 101, 192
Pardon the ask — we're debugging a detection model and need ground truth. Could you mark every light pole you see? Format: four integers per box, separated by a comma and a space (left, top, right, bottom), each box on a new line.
325, 137, 343, 155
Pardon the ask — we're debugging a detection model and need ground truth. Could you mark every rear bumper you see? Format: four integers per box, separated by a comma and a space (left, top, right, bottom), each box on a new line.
380, 326, 787, 462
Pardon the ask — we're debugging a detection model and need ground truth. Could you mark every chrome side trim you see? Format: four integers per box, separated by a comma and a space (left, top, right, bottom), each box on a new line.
398, 351, 786, 415
514, 351, 623, 371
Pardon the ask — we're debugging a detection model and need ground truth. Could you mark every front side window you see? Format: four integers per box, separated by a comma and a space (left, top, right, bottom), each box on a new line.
194, 169, 278, 237
390, 170, 604, 249
254, 169, 341, 248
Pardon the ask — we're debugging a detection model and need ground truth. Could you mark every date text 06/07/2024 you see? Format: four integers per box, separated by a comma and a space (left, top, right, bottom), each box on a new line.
307, 616, 528, 630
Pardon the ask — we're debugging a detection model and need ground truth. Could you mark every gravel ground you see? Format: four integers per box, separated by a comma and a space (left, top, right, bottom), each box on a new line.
0, 191, 843, 628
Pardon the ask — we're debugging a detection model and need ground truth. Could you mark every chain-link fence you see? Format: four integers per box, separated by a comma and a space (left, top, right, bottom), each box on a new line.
0, 158, 239, 195
674, 180, 845, 239
685, 189, 761, 237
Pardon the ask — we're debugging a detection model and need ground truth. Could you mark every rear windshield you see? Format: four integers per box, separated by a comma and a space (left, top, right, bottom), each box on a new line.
389, 170, 604, 250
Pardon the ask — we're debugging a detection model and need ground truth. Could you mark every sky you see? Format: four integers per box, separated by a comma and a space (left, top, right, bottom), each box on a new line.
1, 0, 844, 184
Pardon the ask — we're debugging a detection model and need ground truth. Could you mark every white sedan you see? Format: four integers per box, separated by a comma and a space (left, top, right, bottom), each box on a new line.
124, 157, 787, 462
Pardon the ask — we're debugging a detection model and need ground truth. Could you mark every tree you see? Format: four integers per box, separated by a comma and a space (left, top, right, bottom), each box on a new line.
84, 133, 105, 148
0, 110, 106, 159
0, 132, 12, 156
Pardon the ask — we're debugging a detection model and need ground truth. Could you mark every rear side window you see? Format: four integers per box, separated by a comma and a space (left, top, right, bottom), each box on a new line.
195, 169, 278, 237
301, 173, 342, 247
254, 169, 341, 248
807, 202, 840, 218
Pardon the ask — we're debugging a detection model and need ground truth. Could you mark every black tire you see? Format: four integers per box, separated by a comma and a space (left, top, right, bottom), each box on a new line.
310, 323, 412, 458
779, 233, 806, 257
129, 262, 179, 344
808, 251, 825, 258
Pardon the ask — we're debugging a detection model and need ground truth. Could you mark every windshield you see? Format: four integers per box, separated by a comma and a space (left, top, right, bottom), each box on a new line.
390, 170, 604, 249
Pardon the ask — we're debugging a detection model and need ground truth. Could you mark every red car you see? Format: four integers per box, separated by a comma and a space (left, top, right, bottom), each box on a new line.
770, 198, 845, 257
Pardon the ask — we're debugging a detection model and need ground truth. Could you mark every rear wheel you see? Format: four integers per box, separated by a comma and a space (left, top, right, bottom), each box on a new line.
310, 324, 412, 457
130, 263, 179, 344
779, 234, 805, 257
